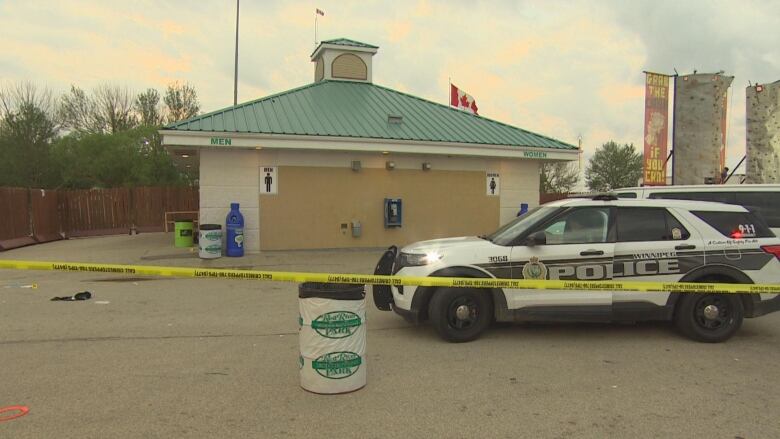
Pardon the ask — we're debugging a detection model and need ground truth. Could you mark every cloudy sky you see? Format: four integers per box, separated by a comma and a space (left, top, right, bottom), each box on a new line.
2, 0, 779, 185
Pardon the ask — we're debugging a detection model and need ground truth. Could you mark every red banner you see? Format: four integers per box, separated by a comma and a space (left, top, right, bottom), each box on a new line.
642, 73, 670, 185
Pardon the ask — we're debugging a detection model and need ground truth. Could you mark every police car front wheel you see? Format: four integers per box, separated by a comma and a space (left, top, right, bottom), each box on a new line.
429, 288, 492, 343
674, 294, 744, 343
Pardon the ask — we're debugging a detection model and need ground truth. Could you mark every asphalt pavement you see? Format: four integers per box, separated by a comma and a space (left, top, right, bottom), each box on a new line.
1, 234, 779, 438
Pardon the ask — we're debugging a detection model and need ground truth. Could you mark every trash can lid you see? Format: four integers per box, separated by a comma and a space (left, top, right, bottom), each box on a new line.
200, 224, 221, 230
299, 282, 365, 300
175, 219, 194, 223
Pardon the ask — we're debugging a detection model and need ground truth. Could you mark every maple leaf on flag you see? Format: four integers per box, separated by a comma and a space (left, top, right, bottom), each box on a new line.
450, 84, 479, 115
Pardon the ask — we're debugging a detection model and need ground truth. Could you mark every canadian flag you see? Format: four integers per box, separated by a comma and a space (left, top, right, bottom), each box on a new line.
450, 84, 478, 115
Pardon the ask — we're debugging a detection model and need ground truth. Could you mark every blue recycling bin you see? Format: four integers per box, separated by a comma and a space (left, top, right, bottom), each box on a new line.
226, 203, 244, 257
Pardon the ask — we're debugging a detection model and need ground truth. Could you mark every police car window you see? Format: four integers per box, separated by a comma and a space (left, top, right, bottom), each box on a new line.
665, 211, 691, 240
542, 207, 610, 245
616, 208, 689, 242
735, 192, 780, 228
616, 192, 637, 199
617, 208, 667, 242
487, 207, 559, 246
691, 211, 773, 238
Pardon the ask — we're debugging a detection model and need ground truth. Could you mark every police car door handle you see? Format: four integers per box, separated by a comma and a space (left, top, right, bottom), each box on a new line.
675, 244, 696, 250
580, 250, 604, 256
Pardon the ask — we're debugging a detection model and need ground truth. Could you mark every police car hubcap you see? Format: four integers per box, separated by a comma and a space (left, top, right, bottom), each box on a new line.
703, 304, 719, 320
455, 305, 471, 320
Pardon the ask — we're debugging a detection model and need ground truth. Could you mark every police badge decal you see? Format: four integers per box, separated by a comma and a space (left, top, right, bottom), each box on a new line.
522, 256, 548, 280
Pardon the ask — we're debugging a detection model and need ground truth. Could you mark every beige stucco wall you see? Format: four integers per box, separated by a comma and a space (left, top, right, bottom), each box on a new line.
259, 166, 499, 250
199, 148, 542, 252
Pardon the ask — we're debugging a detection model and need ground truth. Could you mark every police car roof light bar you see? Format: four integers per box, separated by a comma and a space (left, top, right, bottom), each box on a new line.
591, 194, 618, 201
565, 192, 618, 201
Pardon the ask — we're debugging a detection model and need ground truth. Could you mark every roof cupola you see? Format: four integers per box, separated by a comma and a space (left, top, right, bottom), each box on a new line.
311, 38, 378, 83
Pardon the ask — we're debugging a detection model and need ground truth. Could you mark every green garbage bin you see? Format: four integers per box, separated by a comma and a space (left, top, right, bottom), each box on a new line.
174, 220, 194, 247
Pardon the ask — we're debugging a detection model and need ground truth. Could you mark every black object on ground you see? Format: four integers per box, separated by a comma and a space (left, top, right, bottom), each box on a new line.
51, 291, 92, 301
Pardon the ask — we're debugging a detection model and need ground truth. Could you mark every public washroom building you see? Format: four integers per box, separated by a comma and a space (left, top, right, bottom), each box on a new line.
161, 38, 578, 251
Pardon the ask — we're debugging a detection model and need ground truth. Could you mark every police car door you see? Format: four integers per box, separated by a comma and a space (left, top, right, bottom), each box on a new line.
507, 206, 615, 310
612, 207, 703, 308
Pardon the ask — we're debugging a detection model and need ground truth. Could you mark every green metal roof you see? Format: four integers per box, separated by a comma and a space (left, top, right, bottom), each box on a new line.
164, 80, 576, 150
319, 38, 379, 49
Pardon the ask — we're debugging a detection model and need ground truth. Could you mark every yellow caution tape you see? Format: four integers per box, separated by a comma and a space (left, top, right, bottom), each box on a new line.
0, 259, 778, 294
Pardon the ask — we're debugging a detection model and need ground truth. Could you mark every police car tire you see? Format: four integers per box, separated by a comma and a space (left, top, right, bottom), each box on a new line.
674, 294, 744, 343
429, 288, 492, 343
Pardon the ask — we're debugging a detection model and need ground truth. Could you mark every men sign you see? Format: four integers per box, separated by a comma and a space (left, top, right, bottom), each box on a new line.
260, 166, 277, 195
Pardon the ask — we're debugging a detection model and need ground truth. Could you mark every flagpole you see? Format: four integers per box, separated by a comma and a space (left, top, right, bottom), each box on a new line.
314, 12, 317, 47
448, 77, 451, 106
233, 0, 239, 106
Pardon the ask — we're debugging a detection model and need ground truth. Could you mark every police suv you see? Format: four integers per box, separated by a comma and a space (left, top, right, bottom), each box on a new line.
373, 195, 780, 343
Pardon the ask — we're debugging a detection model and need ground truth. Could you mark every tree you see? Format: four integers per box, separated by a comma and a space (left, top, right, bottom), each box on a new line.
585, 141, 643, 191
60, 85, 103, 134
0, 82, 61, 187
135, 88, 164, 126
53, 126, 187, 188
164, 81, 200, 123
60, 84, 137, 134
94, 84, 137, 133
540, 162, 579, 194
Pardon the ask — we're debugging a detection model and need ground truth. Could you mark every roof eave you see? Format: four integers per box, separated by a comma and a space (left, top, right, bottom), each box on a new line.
310, 43, 378, 60
160, 130, 579, 160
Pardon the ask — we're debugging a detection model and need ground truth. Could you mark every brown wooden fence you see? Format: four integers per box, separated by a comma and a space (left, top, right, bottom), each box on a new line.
0, 186, 198, 250
31, 189, 61, 243
0, 187, 35, 249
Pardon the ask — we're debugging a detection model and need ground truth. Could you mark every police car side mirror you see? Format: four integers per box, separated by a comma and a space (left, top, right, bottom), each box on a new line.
525, 231, 546, 247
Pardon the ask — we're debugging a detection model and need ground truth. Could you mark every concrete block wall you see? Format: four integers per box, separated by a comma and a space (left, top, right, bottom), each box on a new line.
199, 149, 260, 253
499, 159, 540, 225
746, 81, 780, 184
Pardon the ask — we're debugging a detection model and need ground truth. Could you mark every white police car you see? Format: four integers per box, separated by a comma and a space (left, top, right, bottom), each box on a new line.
373, 195, 780, 343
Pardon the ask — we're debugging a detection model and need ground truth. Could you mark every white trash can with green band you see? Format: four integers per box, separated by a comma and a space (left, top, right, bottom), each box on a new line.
198, 224, 223, 259
298, 283, 366, 394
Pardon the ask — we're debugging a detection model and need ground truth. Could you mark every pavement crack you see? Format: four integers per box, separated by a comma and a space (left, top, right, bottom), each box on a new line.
0, 326, 410, 345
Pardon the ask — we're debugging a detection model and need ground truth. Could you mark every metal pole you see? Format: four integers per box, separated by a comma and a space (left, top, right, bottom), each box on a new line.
663, 149, 674, 168
724, 155, 745, 184
233, 0, 239, 106
670, 74, 678, 185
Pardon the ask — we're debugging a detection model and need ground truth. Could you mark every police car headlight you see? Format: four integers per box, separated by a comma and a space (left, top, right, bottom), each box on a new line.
399, 251, 442, 266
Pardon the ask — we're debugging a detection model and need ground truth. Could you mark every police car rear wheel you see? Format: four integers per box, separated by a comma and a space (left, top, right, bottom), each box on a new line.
429, 288, 492, 343
674, 293, 743, 343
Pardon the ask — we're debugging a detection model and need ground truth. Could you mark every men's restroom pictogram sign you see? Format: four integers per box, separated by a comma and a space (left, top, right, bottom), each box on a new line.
261, 166, 278, 195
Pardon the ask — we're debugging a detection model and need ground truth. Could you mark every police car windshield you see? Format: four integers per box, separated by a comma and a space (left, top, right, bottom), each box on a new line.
485, 207, 558, 246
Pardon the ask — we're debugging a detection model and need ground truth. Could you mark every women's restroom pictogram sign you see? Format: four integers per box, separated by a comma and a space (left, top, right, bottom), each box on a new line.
261, 166, 278, 195
486, 172, 500, 196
